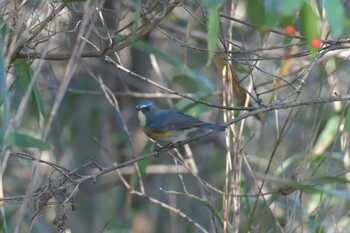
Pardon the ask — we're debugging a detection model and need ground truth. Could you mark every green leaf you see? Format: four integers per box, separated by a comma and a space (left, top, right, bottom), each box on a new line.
133, 40, 214, 91
62, 0, 85, 3
15, 59, 48, 124
310, 175, 350, 185
274, 153, 299, 176
247, 0, 265, 29
202, 198, 224, 228
280, 15, 295, 27
312, 115, 340, 156
5, 132, 50, 150
300, 1, 321, 54
174, 93, 220, 117
263, 5, 280, 28
264, 0, 303, 27
206, 6, 219, 66
240, 173, 251, 216
280, 0, 303, 15
0, 37, 8, 141
323, 0, 345, 37
276, 178, 350, 199
131, 0, 142, 38
201, 0, 225, 8
32, 83, 48, 124
172, 74, 200, 92
138, 141, 154, 177
171, 74, 215, 95
344, 106, 350, 134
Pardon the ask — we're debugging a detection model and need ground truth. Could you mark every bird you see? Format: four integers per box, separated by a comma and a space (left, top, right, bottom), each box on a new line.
136, 100, 226, 143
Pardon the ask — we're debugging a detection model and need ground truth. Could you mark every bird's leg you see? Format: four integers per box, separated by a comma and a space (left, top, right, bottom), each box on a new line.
164, 141, 181, 149
173, 140, 184, 149
164, 142, 176, 150
154, 143, 173, 157
153, 141, 185, 157
154, 145, 166, 157
154, 148, 160, 157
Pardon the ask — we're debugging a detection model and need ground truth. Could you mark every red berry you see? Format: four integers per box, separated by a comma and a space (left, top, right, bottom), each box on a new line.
310, 39, 322, 49
284, 26, 295, 36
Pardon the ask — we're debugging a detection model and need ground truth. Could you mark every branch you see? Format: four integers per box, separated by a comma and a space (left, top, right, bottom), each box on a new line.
1, 93, 349, 204
13, 0, 180, 61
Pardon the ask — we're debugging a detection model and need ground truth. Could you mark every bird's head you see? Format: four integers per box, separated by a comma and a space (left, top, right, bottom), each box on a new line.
136, 100, 158, 114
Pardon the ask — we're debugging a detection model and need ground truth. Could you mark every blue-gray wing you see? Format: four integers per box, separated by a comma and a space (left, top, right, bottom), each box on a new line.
147, 110, 208, 132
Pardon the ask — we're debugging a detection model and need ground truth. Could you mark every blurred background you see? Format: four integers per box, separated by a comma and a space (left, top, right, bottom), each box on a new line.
1, 0, 350, 232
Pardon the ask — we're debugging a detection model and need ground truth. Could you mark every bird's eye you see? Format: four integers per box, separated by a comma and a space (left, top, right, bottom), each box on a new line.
141, 106, 150, 111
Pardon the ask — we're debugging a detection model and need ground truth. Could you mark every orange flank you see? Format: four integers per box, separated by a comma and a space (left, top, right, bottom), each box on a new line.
144, 128, 174, 139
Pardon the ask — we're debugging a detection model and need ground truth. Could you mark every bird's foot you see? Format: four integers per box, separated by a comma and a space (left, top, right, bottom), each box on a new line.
174, 141, 184, 149
153, 141, 184, 157
154, 143, 172, 157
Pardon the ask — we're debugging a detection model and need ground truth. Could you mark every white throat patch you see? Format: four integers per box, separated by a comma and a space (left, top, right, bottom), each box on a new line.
138, 111, 147, 128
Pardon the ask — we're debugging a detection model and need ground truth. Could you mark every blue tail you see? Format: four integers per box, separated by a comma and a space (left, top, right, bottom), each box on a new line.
197, 123, 226, 131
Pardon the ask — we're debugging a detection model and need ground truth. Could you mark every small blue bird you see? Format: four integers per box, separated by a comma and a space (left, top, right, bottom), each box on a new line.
136, 100, 226, 143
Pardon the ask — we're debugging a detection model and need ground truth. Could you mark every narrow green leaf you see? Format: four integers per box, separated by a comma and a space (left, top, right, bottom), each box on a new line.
275, 0, 303, 16
323, 0, 345, 37
344, 106, 350, 134
138, 141, 154, 177
300, 1, 321, 54
6, 132, 50, 150
131, 0, 142, 38
264, 0, 303, 27
240, 173, 251, 216
175, 97, 213, 117
15, 59, 48, 124
202, 199, 224, 228
201, 0, 225, 8
32, 83, 48, 124
312, 115, 340, 156
277, 179, 350, 199
134, 41, 183, 70
133, 40, 214, 91
274, 153, 299, 176
247, 0, 265, 29
62, 0, 85, 3
310, 175, 350, 185
0, 37, 8, 141
263, 1, 280, 28
206, 6, 219, 66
